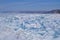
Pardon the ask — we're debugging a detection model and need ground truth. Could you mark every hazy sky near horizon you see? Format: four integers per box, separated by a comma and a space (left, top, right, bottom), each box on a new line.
0, 0, 60, 11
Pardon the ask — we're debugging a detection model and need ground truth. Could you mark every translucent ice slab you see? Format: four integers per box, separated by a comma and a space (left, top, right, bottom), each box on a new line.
0, 14, 60, 40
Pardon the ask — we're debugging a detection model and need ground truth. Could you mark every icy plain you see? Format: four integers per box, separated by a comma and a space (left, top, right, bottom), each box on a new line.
0, 14, 60, 40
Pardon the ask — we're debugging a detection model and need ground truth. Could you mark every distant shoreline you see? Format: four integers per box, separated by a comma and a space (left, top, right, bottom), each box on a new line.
0, 9, 60, 14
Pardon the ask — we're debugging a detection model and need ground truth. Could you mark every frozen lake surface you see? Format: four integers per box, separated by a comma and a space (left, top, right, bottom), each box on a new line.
0, 14, 60, 40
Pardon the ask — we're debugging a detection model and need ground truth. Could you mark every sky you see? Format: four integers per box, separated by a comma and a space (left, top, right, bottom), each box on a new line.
0, 0, 60, 11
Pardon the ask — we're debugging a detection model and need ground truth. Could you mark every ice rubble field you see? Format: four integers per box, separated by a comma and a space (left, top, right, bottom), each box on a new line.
0, 14, 60, 40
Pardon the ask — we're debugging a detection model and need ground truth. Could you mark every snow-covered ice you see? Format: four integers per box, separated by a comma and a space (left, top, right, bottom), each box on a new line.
0, 14, 60, 40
